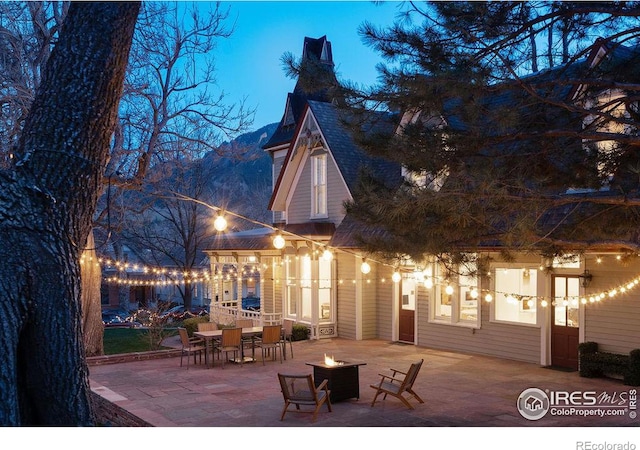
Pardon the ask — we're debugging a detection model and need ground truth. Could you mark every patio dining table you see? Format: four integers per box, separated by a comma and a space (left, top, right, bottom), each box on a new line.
194, 326, 263, 367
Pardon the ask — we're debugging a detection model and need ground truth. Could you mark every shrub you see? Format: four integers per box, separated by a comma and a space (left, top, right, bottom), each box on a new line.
578, 342, 601, 378
291, 324, 310, 341
182, 315, 210, 337
578, 342, 640, 386
627, 349, 640, 386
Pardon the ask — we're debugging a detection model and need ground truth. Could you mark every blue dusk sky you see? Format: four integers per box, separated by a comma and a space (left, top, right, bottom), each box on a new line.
214, 1, 402, 130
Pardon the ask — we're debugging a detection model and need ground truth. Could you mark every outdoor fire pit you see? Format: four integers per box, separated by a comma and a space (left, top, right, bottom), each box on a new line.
306, 356, 366, 402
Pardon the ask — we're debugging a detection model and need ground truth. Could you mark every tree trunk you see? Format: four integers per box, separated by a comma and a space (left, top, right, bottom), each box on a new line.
0, 2, 139, 425
82, 230, 104, 357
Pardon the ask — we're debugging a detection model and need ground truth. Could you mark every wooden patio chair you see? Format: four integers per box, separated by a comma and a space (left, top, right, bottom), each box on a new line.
277, 373, 332, 422
257, 325, 283, 365
178, 327, 205, 369
197, 322, 218, 332
217, 327, 243, 368
235, 318, 256, 357
235, 319, 253, 328
281, 319, 294, 359
370, 359, 425, 410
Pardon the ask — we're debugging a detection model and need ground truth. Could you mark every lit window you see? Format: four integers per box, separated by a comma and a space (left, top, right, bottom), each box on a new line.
493, 268, 537, 325
312, 154, 327, 217
430, 263, 479, 327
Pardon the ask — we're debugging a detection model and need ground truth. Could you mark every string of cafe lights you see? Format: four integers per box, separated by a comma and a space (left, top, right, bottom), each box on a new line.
91, 193, 640, 307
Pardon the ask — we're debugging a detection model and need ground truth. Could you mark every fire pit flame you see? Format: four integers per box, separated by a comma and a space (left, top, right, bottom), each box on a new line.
324, 353, 343, 366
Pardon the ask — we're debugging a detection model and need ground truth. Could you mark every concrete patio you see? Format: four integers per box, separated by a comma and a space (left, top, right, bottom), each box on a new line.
88, 336, 640, 430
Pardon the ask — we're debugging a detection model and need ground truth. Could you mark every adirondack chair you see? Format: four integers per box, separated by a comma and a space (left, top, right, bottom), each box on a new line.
278, 373, 332, 422
370, 359, 425, 409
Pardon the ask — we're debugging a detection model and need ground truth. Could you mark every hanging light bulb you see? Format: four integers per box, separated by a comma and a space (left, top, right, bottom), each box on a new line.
213, 214, 227, 232
445, 284, 454, 295
424, 278, 433, 289
541, 300, 548, 307
484, 293, 493, 302
273, 234, 285, 250
392, 271, 402, 283
470, 288, 478, 299
361, 260, 371, 274
322, 249, 333, 261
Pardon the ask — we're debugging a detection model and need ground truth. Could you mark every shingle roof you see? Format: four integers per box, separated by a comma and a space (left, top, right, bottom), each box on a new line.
308, 100, 402, 192
205, 228, 277, 251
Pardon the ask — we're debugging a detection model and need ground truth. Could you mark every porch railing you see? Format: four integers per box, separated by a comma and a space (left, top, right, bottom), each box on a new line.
209, 303, 281, 326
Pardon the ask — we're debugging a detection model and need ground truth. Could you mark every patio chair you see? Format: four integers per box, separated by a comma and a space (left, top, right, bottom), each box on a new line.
277, 373, 332, 422
281, 319, 294, 359
198, 322, 218, 331
178, 327, 205, 369
257, 325, 283, 365
217, 327, 243, 368
370, 359, 425, 410
235, 318, 256, 357
235, 319, 253, 328
197, 322, 218, 332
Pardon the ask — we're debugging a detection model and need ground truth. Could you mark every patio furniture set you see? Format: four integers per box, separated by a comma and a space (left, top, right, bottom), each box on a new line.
178, 319, 424, 422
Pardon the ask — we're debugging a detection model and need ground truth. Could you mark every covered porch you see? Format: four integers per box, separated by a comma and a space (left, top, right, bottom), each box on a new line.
205, 224, 338, 337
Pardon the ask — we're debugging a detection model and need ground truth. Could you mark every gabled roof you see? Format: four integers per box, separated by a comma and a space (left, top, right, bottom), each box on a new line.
268, 101, 402, 211
307, 101, 401, 193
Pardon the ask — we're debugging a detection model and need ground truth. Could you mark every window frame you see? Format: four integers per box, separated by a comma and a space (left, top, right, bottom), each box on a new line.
428, 263, 480, 329
311, 153, 328, 218
490, 266, 540, 327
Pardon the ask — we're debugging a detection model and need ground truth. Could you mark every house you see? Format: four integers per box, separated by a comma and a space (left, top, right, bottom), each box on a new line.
205, 36, 640, 370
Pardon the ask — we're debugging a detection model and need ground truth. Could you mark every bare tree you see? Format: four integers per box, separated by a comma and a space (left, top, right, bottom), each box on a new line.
121, 151, 218, 311
0, 1, 68, 166
0, 2, 139, 425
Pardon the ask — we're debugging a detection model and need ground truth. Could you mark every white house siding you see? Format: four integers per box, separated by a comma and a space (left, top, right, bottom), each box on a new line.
362, 263, 379, 339
416, 279, 541, 364
374, 265, 394, 341
287, 154, 349, 225
582, 256, 640, 355
336, 252, 357, 339
260, 264, 275, 315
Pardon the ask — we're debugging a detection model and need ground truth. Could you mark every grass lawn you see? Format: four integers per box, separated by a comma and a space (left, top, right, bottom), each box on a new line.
103, 327, 176, 355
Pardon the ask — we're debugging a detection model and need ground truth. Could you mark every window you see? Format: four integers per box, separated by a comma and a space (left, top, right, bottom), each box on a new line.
285, 258, 297, 316
430, 263, 479, 327
493, 268, 538, 325
318, 257, 332, 320
300, 255, 312, 319
285, 254, 334, 323
311, 154, 327, 217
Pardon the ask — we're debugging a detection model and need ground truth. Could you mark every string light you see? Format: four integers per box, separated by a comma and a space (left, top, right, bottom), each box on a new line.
392, 271, 402, 283
95, 195, 640, 306
273, 234, 285, 250
213, 214, 228, 232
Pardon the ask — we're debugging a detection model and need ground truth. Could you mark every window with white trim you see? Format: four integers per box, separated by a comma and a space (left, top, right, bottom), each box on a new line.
311, 154, 327, 217
493, 268, 538, 325
429, 263, 479, 327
